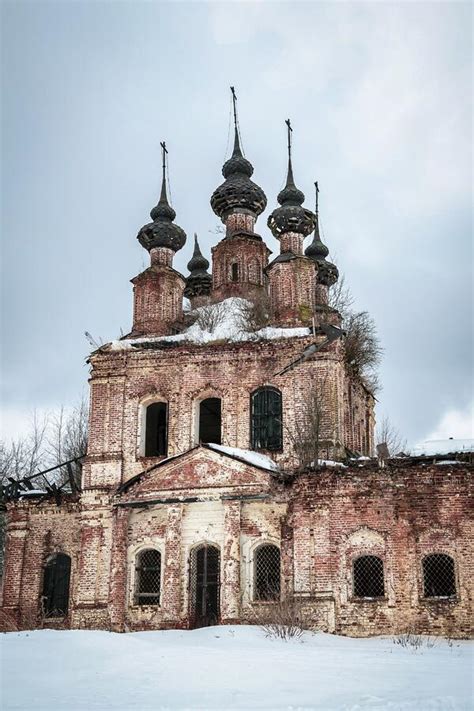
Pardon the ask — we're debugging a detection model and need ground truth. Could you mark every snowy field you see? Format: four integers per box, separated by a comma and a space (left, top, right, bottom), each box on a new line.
1, 626, 472, 711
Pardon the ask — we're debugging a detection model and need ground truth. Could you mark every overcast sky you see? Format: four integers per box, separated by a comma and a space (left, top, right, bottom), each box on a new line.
1, 1, 472, 447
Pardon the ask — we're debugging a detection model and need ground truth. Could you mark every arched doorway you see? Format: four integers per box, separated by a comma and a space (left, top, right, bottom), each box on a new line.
42, 553, 71, 617
189, 544, 220, 628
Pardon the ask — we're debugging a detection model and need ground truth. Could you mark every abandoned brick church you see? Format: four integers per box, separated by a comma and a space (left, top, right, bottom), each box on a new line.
1, 100, 472, 637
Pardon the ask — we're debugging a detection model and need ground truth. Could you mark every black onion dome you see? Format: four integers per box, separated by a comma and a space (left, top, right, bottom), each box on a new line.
187, 233, 210, 274
305, 183, 338, 286
184, 234, 212, 299
211, 127, 267, 221
137, 151, 186, 253
268, 158, 314, 239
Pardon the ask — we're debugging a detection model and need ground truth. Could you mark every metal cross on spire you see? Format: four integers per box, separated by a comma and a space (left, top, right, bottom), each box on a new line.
315, 181, 319, 215
160, 141, 168, 179
230, 86, 238, 128
285, 118, 293, 160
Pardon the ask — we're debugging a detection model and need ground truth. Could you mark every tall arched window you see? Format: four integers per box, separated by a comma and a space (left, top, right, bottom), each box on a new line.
145, 402, 168, 456
254, 544, 281, 600
251, 387, 282, 451
231, 263, 239, 282
353, 555, 385, 598
199, 398, 222, 444
42, 553, 71, 617
422, 554, 456, 598
135, 549, 161, 605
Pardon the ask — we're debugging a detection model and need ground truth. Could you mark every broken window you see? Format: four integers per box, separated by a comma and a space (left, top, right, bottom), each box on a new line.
254, 544, 281, 601
199, 398, 221, 444
353, 555, 385, 598
145, 402, 168, 457
42, 553, 71, 617
231, 263, 239, 282
136, 549, 161, 605
422, 554, 456, 598
251, 387, 282, 451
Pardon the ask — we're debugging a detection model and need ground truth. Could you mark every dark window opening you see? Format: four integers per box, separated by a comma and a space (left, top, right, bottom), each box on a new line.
199, 398, 221, 444
42, 553, 71, 617
190, 544, 220, 628
353, 555, 385, 598
251, 387, 283, 451
423, 554, 456, 598
136, 549, 161, 605
255, 544, 281, 601
145, 402, 168, 457
231, 263, 239, 282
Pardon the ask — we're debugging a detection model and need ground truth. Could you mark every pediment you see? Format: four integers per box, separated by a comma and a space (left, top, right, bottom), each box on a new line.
118, 445, 276, 504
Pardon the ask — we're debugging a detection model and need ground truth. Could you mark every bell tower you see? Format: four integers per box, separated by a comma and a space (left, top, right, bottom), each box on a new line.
131, 142, 187, 336
210, 88, 270, 301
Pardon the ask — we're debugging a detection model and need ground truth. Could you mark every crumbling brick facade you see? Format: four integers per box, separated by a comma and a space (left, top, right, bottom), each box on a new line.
1, 112, 472, 638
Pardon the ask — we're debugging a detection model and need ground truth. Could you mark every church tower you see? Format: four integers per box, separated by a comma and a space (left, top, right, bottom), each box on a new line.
131, 143, 186, 336
210, 88, 270, 301
266, 121, 317, 326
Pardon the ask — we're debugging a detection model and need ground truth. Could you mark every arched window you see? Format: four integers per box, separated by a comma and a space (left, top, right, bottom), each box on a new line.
42, 553, 71, 617
422, 554, 456, 598
199, 398, 221, 444
145, 402, 168, 457
353, 555, 385, 598
251, 387, 282, 451
231, 263, 239, 282
135, 549, 161, 605
254, 544, 281, 601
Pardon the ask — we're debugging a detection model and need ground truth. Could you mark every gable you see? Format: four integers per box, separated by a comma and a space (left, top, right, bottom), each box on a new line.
118, 446, 275, 504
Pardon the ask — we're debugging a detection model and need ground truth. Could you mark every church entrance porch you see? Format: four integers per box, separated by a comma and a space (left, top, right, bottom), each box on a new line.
189, 544, 220, 628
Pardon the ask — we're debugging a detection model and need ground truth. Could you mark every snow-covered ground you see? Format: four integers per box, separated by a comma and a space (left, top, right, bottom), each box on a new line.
1, 626, 472, 710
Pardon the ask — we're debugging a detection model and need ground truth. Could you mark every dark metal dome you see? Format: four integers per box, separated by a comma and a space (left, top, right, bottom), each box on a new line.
305, 182, 338, 286
211, 127, 267, 221
137, 143, 186, 253
268, 159, 314, 238
184, 234, 212, 299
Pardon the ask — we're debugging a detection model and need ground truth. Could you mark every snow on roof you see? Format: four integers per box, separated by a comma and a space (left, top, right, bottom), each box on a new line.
207, 443, 279, 472
19, 489, 47, 497
109, 298, 310, 351
411, 439, 474, 457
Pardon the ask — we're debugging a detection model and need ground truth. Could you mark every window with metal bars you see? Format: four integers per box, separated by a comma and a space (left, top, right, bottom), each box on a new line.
145, 402, 168, 457
353, 555, 385, 598
254, 544, 281, 601
422, 554, 456, 598
251, 387, 283, 451
135, 549, 161, 605
42, 553, 71, 617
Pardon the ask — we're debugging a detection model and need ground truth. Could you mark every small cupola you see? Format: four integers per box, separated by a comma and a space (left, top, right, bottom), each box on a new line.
305, 182, 338, 287
184, 234, 212, 307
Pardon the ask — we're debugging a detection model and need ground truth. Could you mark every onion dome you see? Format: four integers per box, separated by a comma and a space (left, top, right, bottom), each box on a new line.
184, 234, 212, 298
267, 120, 314, 239
210, 88, 267, 222
305, 182, 338, 286
137, 142, 186, 253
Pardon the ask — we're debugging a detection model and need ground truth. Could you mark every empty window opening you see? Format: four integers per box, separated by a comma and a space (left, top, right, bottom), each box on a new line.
199, 398, 221, 444
423, 554, 456, 598
189, 544, 220, 628
136, 549, 161, 605
42, 553, 71, 617
353, 555, 385, 598
254, 544, 281, 601
251, 387, 283, 451
231, 263, 239, 282
145, 402, 168, 457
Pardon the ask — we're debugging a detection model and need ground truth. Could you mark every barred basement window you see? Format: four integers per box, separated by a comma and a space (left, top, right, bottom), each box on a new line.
422, 554, 456, 598
353, 555, 385, 598
254, 544, 281, 601
42, 553, 71, 617
136, 549, 161, 605
251, 387, 282, 451
145, 402, 168, 457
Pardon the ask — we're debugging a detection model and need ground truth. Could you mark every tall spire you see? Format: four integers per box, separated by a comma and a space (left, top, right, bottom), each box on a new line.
137, 141, 186, 253
268, 120, 313, 238
210, 87, 267, 221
